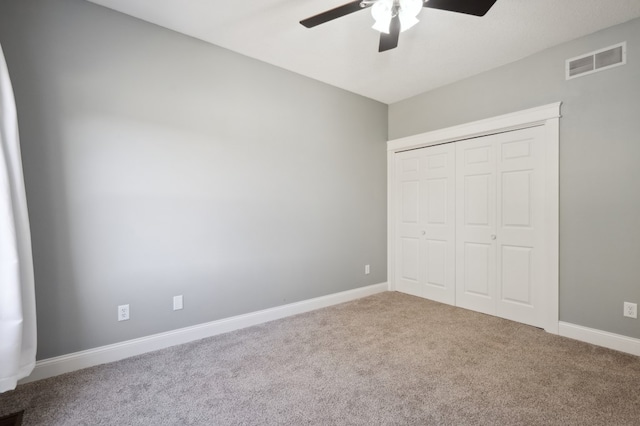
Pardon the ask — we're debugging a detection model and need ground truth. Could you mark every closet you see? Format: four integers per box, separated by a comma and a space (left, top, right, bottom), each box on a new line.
388, 104, 560, 332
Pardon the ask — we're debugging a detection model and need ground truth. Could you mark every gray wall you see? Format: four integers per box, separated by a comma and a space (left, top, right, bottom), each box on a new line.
0, 0, 388, 359
390, 19, 640, 338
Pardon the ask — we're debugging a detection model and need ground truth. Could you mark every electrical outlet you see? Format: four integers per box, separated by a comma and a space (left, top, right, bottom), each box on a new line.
623, 302, 637, 319
118, 304, 130, 321
173, 295, 183, 311
365, 264, 370, 275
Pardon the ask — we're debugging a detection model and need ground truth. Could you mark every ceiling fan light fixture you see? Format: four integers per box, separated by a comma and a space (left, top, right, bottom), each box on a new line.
399, 14, 419, 32
398, 0, 423, 32
371, 0, 393, 33
372, 18, 392, 33
371, 0, 422, 33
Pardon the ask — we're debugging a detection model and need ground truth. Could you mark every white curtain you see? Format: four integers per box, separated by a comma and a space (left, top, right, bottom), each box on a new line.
0, 42, 37, 393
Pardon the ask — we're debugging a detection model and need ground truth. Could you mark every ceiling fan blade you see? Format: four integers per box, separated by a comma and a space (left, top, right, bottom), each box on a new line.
378, 14, 401, 52
424, 0, 498, 16
300, 1, 370, 28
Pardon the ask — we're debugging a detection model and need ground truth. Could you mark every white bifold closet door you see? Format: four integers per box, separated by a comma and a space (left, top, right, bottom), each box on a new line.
395, 143, 456, 305
395, 125, 547, 328
456, 126, 546, 327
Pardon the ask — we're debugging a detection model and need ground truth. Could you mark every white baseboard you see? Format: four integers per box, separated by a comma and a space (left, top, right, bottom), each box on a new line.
21, 283, 388, 385
558, 321, 640, 356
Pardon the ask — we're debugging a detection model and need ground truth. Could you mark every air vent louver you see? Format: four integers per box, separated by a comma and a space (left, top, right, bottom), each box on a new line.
566, 42, 626, 80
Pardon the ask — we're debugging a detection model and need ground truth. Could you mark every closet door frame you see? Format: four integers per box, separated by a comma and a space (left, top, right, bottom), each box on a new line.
387, 102, 561, 334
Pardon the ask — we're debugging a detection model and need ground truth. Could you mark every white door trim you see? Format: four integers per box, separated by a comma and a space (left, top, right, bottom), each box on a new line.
387, 102, 561, 334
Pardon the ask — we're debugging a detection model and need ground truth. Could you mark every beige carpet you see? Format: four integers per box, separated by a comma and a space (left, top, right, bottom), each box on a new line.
1, 292, 640, 425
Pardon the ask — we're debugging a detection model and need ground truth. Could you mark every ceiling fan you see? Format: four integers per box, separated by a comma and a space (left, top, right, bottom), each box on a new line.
300, 0, 498, 52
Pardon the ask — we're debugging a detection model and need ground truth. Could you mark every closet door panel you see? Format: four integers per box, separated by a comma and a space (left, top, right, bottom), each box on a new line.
495, 126, 546, 327
455, 139, 496, 315
395, 152, 423, 297
463, 242, 491, 296
422, 144, 456, 305
501, 245, 532, 304
394, 144, 455, 305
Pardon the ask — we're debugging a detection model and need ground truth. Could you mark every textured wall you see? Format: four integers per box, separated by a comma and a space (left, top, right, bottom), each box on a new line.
0, 0, 388, 359
390, 18, 640, 338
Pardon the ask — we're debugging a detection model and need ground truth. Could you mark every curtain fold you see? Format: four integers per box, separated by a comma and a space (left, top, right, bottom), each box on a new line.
0, 42, 37, 393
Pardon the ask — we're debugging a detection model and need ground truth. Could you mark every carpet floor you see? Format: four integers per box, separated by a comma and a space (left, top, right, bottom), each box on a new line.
1, 292, 640, 425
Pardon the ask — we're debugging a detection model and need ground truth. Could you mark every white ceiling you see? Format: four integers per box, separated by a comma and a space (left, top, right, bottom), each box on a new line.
86, 0, 640, 104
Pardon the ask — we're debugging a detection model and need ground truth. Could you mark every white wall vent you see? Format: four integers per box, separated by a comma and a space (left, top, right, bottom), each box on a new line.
566, 42, 626, 80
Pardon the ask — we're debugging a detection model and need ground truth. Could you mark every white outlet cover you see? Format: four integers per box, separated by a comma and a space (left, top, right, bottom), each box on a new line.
623, 302, 637, 319
118, 304, 130, 321
173, 295, 184, 311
